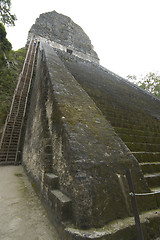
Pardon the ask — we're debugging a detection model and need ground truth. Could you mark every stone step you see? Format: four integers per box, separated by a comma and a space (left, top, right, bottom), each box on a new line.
106, 108, 157, 121
44, 173, 59, 189
104, 108, 142, 118
125, 142, 160, 152
48, 189, 72, 221
132, 152, 160, 163
115, 127, 160, 138
65, 209, 160, 240
108, 115, 160, 129
144, 173, 160, 188
151, 187, 160, 207
111, 121, 160, 132
140, 162, 160, 174
111, 121, 160, 133
119, 133, 160, 144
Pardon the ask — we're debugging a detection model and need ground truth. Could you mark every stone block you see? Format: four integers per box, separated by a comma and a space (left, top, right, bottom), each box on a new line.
156, 192, 160, 207
48, 189, 72, 221
44, 173, 59, 189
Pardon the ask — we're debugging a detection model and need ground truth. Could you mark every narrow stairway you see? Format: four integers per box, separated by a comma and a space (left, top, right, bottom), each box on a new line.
0, 40, 37, 165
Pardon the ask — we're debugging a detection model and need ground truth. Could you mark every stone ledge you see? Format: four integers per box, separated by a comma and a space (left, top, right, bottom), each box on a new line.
65, 209, 160, 240
44, 173, 59, 189
48, 189, 72, 221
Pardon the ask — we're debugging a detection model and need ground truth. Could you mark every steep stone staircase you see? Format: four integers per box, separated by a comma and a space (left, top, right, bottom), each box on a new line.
57, 53, 160, 199
106, 107, 160, 195
0, 40, 37, 165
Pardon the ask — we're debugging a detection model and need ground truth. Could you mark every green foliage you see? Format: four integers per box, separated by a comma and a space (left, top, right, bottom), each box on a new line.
0, 0, 16, 26
0, 47, 27, 132
1, 35, 11, 51
138, 72, 160, 97
0, 21, 5, 39
127, 75, 137, 82
0, 22, 12, 52
0, 50, 3, 65
127, 72, 160, 98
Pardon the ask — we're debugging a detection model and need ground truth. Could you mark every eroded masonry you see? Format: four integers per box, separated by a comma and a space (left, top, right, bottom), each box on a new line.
1, 10, 160, 240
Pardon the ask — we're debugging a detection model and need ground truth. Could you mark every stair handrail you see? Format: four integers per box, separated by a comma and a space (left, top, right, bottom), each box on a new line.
130, 190, 160, 196
14, 40, 33, 95
0, 115, 9, 150
22, 42, 37, 119
4, 40, 35, 162
8, 40, 33, 121
14, 40, 38, 163
11, 40, 35, 162
14, 41, 34, 121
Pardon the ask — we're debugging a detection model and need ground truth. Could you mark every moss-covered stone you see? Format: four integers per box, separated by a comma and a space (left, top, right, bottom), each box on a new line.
23, 42, 157, 231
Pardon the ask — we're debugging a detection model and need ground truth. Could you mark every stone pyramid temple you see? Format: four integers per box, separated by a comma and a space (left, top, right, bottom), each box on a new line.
1, 10, 160, 240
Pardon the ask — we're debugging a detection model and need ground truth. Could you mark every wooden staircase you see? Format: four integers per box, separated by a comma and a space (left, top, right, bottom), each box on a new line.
106, 108, 160, 194
0, 40, 37, 165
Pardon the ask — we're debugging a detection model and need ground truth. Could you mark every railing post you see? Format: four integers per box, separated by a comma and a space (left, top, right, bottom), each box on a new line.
126, 169, 144, 240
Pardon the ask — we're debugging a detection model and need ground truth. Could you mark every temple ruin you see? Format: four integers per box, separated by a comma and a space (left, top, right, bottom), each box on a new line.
0, 10, 160, 240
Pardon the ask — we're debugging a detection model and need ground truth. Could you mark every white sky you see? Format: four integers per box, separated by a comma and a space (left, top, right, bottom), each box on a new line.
6, 0, 160, 79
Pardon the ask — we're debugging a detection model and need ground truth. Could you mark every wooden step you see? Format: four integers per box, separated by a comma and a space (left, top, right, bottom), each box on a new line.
0, 147, 17, 156
0, 40, 37, 165
0, 155, 16, 161
0, 160, 18, 165
0, 155, 7, 160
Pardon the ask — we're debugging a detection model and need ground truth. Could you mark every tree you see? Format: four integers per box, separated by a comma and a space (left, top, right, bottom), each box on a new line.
0, 22, 12, 67
138, 72, 160, 97
127, 72, 160, 98
0, 22, 12, 51
0, 0, 16, 26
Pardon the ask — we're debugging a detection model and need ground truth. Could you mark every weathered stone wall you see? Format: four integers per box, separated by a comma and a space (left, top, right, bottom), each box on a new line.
22, 42, 155, 230
28, 11, 99, 64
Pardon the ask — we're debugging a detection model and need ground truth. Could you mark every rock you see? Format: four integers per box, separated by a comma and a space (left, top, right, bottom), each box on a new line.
28, 10, 99, 62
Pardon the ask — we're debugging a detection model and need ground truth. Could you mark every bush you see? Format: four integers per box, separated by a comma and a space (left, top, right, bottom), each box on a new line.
0, 47, 27, 134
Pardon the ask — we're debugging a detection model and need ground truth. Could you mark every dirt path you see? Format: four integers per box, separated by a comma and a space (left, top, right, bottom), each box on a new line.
0, 165, 59, 240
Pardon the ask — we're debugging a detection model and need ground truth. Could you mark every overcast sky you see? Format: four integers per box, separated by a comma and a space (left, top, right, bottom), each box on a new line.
6, 0, 160, 79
